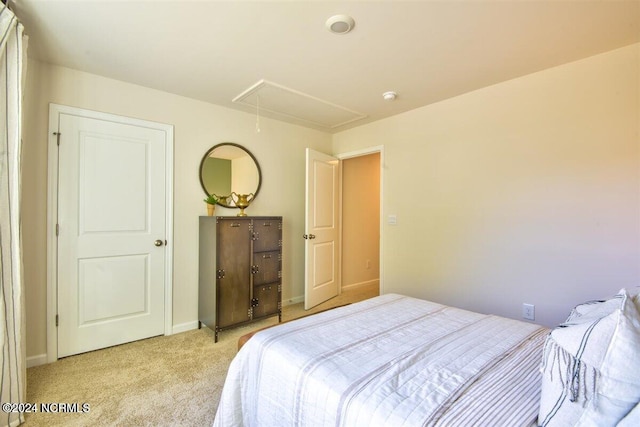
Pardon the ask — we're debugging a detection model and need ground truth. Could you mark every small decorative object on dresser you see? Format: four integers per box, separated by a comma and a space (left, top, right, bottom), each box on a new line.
198, 216, 282, 342
230, 192, 254, 216
203, 194, 218, 216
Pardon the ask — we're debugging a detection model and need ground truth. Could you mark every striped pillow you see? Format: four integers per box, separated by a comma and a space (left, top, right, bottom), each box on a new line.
538, 289, 640, 426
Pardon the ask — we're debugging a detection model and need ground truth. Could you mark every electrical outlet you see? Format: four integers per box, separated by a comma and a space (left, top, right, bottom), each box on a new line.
366, 259, 371, 269
522, 303, 535, 321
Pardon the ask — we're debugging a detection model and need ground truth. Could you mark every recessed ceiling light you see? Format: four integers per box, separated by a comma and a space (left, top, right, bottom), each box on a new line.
326, 15, 355, 34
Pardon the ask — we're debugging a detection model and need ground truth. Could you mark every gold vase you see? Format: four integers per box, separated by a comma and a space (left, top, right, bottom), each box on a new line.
206, 203, 215, 216
231, 192, 255, 216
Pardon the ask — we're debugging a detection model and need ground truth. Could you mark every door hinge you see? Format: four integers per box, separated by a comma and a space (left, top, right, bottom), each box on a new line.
56, 223, 59, 236
248, 307, 253, 318
53, 132, 61, 146
55, 314, 59, 327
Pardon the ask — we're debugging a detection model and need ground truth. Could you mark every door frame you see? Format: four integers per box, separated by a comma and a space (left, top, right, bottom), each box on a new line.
46, 104, 174, 363
335, 145, 384, 295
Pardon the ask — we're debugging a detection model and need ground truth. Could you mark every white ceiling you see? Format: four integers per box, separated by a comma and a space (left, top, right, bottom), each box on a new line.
13, 0, 640, 133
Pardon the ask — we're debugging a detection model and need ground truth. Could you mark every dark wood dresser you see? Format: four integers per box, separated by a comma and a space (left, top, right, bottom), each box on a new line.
198, 216, 282, 342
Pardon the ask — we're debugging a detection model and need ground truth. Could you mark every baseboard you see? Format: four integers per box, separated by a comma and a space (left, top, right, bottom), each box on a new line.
27, 324, 200, 368
341, 279, 380, 291
282, 279, 380, 307
282, 295, 304, 306
283, 281, 379, 307
26, 353, 48, 368
172, 321, 200, 334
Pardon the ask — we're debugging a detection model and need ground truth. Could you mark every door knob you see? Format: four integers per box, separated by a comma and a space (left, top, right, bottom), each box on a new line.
303, 234, 316, 240
154, 239, 164, 247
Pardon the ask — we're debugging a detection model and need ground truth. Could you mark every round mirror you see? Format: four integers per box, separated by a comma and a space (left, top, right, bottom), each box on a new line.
199, 143, 262, 208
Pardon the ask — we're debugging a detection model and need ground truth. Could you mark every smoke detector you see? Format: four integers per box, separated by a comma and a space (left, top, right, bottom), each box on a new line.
382, 91, 397, 101
326, 15, 355, 34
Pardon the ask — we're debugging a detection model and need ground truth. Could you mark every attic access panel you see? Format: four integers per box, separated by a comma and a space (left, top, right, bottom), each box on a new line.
232, 80, 367, 129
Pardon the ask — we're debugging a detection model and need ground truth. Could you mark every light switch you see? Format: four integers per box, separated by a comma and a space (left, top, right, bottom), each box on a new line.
388, 214, 397, 225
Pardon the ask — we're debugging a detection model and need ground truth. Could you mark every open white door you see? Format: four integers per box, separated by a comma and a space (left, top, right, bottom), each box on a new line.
54, 109, 171, 358
304, 148, 340, 309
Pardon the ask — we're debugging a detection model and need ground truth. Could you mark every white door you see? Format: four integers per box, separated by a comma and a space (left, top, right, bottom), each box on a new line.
304, 148, 340, 309
56, 112, 169, 358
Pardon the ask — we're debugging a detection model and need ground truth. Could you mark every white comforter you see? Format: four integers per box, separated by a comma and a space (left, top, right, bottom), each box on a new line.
214, 294, 547, 427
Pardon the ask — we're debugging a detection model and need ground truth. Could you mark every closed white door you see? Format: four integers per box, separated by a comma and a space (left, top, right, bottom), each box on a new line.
304, 148, 340, 309
56, 112, 169, 358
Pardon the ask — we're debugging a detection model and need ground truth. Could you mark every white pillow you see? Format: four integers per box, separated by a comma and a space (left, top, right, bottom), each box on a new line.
538, 288, 640, 426
564, 296, 620, 323
617, 402, 640, 427
631, 287, 640, 313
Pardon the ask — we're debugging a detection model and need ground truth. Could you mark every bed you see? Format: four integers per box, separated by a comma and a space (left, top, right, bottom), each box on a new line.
213, 293, 548, 426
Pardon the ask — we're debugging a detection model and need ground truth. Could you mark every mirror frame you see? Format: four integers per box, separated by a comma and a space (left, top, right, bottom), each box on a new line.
199, 142, 262, 209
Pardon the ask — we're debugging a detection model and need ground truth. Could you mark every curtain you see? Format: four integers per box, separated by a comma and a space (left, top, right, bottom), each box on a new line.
0, 3, 26, 427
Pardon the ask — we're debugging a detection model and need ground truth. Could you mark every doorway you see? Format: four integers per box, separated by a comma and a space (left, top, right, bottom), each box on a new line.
303, 146, 383, 310
340, 151, 381, 296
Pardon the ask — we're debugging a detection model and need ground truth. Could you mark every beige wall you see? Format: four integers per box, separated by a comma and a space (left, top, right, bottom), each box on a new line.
23, 43, 640, 359
333, 44, 640, 327
22, 60, 332, 358
341, 153, 380, 288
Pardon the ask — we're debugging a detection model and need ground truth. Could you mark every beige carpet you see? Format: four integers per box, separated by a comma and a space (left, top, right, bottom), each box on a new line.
24, 284, 379, 427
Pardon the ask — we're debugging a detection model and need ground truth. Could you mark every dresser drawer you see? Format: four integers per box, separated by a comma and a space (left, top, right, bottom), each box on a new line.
252, 219, 281, 252
253, 284, 279, 318
252, 251, 280, 286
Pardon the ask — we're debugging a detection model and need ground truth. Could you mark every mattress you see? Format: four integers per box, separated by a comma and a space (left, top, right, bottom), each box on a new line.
214, 293, 548, 427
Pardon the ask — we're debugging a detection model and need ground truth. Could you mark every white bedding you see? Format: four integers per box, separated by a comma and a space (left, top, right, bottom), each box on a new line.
214, 294, 548, 427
